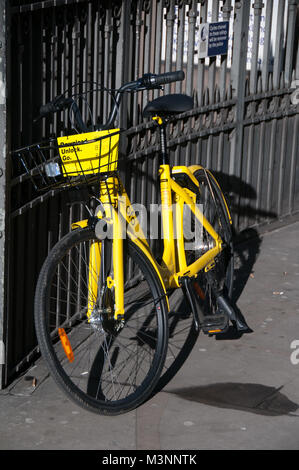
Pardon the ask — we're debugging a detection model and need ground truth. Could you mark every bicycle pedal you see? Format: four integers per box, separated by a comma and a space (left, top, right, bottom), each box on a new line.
202, 313, 229, 335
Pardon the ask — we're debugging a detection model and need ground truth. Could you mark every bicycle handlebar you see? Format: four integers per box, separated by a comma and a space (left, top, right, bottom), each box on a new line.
39, 95, 73, 117
35, 70, 185, 131
140, 70, 184, 87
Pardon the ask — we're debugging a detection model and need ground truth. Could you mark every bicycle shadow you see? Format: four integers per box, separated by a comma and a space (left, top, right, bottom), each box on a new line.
153, 227, 262, 392
168, 382, 299, 417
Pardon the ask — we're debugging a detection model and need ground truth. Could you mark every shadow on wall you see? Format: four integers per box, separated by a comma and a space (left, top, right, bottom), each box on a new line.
209, 170, 278, 227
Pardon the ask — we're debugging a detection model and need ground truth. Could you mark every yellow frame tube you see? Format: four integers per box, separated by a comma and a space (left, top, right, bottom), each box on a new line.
159, 165, 176, 273
174, 192, 187, 273
112, 203, 125, 319
87, 240, 101, 318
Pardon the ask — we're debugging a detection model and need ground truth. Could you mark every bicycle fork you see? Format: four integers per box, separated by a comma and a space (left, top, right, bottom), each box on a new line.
87, 177, 125, 323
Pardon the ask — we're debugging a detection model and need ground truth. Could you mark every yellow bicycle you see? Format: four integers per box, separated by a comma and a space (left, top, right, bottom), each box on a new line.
13, 71, 249, 415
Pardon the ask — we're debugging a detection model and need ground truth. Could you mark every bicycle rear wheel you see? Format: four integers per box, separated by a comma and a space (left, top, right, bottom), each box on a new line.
185, 168, 234, 316
34, 227, 168, 415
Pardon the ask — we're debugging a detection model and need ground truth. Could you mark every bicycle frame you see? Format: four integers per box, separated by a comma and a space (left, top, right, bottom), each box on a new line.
69, 106, 232, 320
73, 163, 227, 320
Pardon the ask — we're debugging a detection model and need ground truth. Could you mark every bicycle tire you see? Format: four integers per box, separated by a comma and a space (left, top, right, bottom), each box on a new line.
185, 168, 234, 315
34, 227, 169, 415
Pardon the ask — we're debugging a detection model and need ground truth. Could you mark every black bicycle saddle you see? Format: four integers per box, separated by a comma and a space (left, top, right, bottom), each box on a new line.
143, 93, 193, 118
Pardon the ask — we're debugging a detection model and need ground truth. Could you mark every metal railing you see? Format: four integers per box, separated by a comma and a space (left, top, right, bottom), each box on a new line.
0, 0, 298, 387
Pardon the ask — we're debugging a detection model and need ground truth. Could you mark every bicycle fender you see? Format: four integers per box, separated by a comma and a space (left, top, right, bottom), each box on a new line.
71, 219, 88, 230
187, 165, 233, 225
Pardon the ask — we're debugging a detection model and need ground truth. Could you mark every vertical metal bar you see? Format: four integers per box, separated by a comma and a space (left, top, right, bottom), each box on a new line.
21, 12, 33, 145
116, 0, 132, 127
165, 0, 175, 94
143, 1, 153, 107
216, 130, 224, 171
284, 0, 297, 87
154, 0, 163, 98
149, 0, 157, 74
250, 0, 263, 95
266, 118, 277, 221
219, 0, 233, 100
82, 3, 92, 125
296, 28, 299, 80
42, 9, 48, 137
206, 127, 213, 169
208, 0, 219, 103
61, 7, 68, 131
186, 0, 197, 97
12, 15, 22, 148
132, 1, 142, 125
244, 124, 254, 228
229, 0, 250, 228
139, 6, 145, 78
50, 9, 57, 135
71, 12, 80, 117
144, 1, 152, 73
197, 1, 208, 106
288, 114, 299, 214
206, 1, 219, 174
277, 117, 288, 217
273, 1, 285, 90
92, 4, 99, 127
255, 121, 265, 224
97, 7, 105, 122
175, 0, 185, 94
261, 0, 273, 92
103, 8, 112, 120
0, 0, 9, 388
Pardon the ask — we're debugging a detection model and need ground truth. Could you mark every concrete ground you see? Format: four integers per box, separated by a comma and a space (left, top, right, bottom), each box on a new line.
1, 220, 299, 450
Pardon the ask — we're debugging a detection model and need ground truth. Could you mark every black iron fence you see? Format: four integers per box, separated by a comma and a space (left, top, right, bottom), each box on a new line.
0, 0, 298, 387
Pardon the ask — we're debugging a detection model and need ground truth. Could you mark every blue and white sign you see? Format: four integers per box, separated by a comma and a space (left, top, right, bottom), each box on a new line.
198, 21, 229, 59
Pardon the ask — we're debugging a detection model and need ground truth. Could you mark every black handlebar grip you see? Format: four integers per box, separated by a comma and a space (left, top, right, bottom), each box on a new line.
152, 70, 185, 86
38, 96, 73, 117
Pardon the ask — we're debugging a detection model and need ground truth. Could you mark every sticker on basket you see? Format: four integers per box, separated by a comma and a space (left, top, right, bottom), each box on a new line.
57, 129, 120, 177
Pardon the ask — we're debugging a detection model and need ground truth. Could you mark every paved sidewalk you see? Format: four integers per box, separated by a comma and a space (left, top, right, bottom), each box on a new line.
1, 221, 299, 450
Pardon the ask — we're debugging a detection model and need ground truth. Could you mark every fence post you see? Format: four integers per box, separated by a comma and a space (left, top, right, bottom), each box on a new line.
115, 0, 132, 128
0, 0, 9, 388
230, 0, 250, 228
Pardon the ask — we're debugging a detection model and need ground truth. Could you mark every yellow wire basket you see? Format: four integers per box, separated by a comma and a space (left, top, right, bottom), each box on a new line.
57, 129, 120, 177
11, 129, 121, 192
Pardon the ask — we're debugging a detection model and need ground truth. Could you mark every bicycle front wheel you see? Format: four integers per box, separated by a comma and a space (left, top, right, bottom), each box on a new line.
34, 227, 168, 415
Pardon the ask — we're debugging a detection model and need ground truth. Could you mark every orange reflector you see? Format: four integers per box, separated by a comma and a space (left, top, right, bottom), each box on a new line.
209, 329, 222, 333
58, 328, 74, 362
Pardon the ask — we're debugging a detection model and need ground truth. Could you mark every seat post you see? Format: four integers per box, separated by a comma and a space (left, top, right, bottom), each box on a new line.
158, 122, 169, 166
